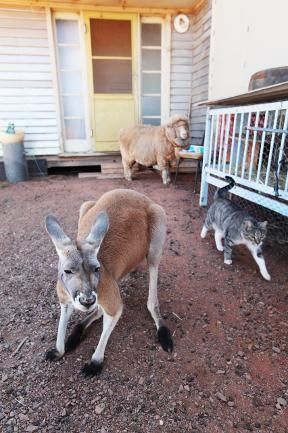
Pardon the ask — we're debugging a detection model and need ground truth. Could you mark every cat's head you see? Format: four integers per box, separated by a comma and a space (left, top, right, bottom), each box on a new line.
242, 219, 268, 245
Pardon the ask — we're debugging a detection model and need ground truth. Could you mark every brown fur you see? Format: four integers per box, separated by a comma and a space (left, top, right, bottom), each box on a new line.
45, 189, 172, 370
76, 189, 165, 314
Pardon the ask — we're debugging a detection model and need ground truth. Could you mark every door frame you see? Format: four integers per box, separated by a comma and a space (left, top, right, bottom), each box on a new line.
83, 11, 139, 152
53, 11, 92, 153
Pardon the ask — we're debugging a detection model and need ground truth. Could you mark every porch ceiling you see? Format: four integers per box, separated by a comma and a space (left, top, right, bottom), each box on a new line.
8, 0, 201, 12
49, 0, 198, 9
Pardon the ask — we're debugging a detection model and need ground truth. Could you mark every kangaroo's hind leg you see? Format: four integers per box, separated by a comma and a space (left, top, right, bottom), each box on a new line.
147, 204, 173, 352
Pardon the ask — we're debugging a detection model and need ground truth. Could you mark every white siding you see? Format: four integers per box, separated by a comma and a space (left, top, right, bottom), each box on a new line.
0, 7, 60, 156
209, 0, 288, 99
170, 0, 211, 145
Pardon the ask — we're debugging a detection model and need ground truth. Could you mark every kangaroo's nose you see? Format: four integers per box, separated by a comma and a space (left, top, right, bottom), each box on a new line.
79, 293, 96, 308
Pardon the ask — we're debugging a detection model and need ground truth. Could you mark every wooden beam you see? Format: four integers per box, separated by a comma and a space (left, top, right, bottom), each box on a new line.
0, 1, 195, 14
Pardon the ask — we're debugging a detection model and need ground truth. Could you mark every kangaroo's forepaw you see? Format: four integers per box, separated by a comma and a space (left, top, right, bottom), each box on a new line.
81, 360, 103, 377
65, 323, 84, 352
158, 326, 173, 353
45, 348, 63, 362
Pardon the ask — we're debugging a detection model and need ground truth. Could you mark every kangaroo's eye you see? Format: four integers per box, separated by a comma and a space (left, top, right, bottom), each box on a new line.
94, 266, 100, 273
64, 269, 73, 274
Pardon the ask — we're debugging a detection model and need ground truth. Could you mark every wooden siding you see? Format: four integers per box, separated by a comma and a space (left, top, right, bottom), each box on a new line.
170, 0, 211, 145
0, 7, 60, 156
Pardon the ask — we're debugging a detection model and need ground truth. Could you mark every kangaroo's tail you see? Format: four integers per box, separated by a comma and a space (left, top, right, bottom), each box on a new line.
214, 176, 235, 199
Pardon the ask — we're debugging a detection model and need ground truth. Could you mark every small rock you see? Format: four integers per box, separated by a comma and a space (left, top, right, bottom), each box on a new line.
19, 414, 29, 422
2, 374, 8, 382
238, 351, 244, 357
184, 385, 190, 392
60, 409, 67, 417
159, 420, 164, 426
216, 370, 226, 375
138, 377, 144, 385
272, 346, 281, 353
26, 426, 38, 432
178, 384, 183, 392
228, 401, 235, 407
216, 392, 227, 402
95, 403, 105, 415
277, 397, 287, 407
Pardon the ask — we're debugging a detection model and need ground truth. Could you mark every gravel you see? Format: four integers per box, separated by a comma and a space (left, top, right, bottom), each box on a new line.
0, 174, 287, 433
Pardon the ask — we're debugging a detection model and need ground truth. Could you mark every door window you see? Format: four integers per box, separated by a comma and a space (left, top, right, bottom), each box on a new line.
90, 19, 132, 94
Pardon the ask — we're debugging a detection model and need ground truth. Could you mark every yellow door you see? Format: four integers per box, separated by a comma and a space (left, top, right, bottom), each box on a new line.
85, 12, 138, 151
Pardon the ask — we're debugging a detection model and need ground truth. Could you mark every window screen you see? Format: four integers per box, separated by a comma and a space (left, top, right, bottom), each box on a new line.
90, 19, 132, 94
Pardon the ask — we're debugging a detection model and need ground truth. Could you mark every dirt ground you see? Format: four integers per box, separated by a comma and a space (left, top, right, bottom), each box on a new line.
0, 172, 287, 433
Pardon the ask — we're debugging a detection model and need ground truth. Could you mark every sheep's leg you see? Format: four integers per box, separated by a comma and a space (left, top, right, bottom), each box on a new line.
45, 302, 74, 361
122, 159, 134, 181
65, 306, 103, 353
82, 307, 123, 376
147, 205, 173, 352
160, 166, 171, 185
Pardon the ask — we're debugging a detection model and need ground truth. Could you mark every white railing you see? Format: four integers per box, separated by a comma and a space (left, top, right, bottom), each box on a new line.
200, 101, 288, 217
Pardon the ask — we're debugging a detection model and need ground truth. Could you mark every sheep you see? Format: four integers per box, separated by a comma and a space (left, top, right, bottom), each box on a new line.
45, 189, 173, 376
119, 115, 190, 185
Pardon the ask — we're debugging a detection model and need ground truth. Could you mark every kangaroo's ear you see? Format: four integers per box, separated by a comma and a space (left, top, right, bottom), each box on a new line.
86, 211, 109, 251
45, 215, 72, 252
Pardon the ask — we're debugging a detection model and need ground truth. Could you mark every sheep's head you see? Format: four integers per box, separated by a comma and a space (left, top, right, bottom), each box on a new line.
165, 115, 189, 148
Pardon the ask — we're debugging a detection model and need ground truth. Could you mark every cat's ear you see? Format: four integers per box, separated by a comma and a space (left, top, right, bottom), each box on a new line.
259, 221, 268, 229
244, 220, 253, 229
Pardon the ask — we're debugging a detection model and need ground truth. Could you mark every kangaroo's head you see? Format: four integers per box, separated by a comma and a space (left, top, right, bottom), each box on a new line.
45, 212, 109, 312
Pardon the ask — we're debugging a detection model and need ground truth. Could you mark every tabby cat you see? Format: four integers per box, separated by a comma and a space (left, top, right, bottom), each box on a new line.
200, 176, 271, 281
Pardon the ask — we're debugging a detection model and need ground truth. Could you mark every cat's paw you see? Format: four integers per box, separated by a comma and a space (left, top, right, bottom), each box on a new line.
200, 227, 207, 238
224, 259, 232, 265
262, 271, 271, 281
216, 245, 224, 252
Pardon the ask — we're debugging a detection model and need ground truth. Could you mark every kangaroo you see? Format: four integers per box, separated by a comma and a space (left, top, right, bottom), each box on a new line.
45, 189, 173, 376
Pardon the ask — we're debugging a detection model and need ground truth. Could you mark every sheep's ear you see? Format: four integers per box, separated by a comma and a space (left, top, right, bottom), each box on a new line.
45, 215, 72, 253
86, 211, 109, 251
165, 125, 176, 140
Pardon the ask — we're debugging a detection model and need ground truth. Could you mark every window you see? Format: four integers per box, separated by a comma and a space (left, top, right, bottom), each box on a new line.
55, 18, 87, 143
141, 22, 162, 125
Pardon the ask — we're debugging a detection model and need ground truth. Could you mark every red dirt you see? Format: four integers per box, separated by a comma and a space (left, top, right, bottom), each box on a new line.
0, 172, 287, 433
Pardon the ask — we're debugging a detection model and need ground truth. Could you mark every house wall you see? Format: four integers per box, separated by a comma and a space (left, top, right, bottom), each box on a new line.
209, 0, 288, 100
170, 0, 211, 146
0, 7, 60, 156
0, 3, 212, 157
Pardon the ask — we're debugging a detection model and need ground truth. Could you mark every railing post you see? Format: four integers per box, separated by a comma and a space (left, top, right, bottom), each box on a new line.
199, 108, 212, 207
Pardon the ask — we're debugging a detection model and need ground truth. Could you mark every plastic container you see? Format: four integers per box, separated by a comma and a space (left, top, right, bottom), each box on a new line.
188, 145, 204, 154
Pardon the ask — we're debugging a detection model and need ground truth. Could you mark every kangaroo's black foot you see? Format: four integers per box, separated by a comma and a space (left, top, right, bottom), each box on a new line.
158, 326, 173, 352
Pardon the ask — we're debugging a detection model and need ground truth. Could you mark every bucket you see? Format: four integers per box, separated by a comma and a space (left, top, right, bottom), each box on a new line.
0, 130, 28, 183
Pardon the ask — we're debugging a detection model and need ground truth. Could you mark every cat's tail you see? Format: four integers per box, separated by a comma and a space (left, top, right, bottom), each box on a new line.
214, 176, 235, 199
